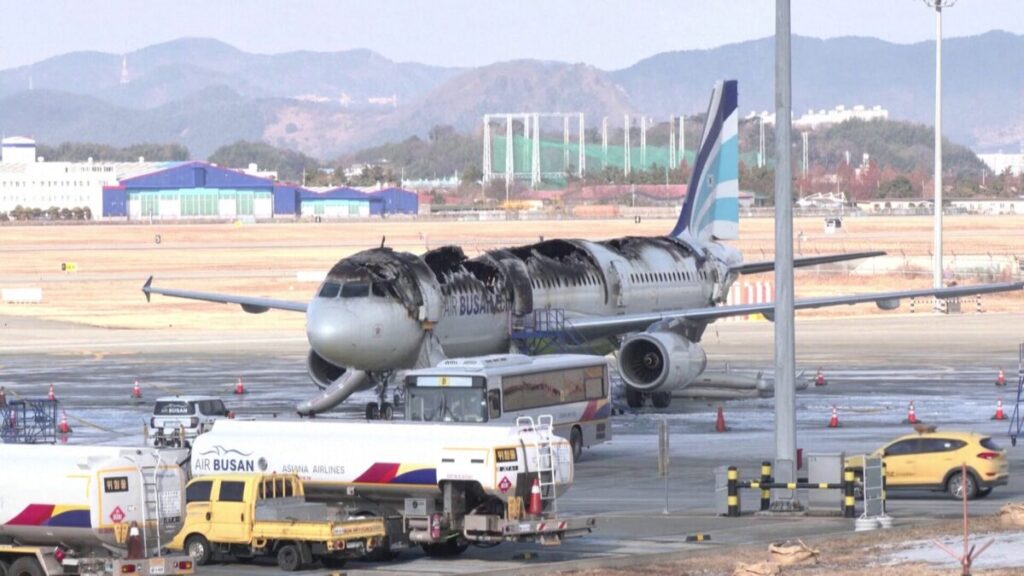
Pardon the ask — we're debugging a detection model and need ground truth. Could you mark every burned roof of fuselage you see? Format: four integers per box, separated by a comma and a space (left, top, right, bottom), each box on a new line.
600, 236, 694, 262
325, 247, 432, 312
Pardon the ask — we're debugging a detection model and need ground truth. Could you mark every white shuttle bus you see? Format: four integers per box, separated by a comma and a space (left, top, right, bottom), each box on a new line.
403, 354, 611, 461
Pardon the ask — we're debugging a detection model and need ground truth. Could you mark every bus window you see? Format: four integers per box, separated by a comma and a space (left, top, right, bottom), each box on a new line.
488, 389, 502, 419
407, 385, 486, 423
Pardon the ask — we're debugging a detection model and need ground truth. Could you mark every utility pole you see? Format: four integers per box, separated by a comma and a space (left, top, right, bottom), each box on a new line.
771, 0, 799, 511
921, 0, 958, 304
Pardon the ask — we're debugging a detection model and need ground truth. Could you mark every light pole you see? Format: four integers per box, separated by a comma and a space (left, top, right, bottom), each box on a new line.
921, 0, 957, 303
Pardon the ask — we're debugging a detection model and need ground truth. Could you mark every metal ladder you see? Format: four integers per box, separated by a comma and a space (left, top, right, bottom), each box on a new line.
516, 415, 559, 517
1009, 343, 1024, 447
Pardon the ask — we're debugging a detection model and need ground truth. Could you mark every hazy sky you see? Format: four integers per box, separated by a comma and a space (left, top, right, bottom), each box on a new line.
2, 0, 1022, 70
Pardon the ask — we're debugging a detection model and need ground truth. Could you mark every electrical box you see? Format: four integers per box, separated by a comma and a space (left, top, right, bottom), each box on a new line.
807, 452, 844, 511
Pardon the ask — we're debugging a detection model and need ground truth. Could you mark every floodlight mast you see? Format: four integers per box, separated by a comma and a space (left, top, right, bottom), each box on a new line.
921, 0, 958, 306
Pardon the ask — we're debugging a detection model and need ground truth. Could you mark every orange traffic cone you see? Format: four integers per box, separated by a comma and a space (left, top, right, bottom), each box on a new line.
996, 369, 1006, 386
715, 406, 729, 432
993, 398, 1006, 421
47, 384, 56, 401
903, 401, 920, 424
234, 377, 246, 395
131, 380, 142, 399
828, 405, 840, 428
58, 410, 71, 434
527, 477, 543, 517
814, 368, 827, 387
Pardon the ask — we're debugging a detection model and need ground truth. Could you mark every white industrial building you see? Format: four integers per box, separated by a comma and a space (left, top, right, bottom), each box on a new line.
0, 136, 171, 219
748, 105, 888, 129
977, 153, 1024, 177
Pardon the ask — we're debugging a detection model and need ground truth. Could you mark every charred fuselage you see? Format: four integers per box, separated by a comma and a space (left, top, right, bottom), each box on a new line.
305, 235, 740, 399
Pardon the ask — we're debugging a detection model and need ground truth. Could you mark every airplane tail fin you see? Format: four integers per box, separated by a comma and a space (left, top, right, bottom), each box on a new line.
670, 80, 739, 243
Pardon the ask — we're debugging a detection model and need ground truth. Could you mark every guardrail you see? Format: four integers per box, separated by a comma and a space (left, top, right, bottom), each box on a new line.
722, 462, 857, 518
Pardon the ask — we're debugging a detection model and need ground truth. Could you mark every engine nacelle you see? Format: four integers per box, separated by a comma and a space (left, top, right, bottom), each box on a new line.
307, 349, 347, 390
618, 332, 707, 393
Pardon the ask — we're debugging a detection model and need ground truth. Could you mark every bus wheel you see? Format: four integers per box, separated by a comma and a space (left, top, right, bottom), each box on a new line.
625, 387, 644, 409
651, 391, 672, 408
570, 426, 583, 462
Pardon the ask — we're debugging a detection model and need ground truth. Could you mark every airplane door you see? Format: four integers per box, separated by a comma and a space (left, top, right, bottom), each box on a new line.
606, 262, 625, 308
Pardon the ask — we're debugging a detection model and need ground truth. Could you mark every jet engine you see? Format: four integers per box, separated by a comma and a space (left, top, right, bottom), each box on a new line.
618, 331, 707, 393
307, 349, 347, 390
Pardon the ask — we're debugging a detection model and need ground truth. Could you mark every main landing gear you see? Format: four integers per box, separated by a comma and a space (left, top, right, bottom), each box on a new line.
625, 388, 672, 409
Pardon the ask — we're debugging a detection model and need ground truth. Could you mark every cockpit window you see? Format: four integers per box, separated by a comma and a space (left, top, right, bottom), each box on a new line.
371, 283, 387, 297
341, 282, 370, 298
318, 282, 341, 298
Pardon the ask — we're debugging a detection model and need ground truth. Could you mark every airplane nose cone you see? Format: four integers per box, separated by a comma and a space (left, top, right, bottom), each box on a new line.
306, 302, 356, 366
305, 298, 424, 371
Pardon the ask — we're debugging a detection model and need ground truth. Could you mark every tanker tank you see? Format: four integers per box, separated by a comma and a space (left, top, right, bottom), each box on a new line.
0, 444, 187, 552
190, 419, 574, 503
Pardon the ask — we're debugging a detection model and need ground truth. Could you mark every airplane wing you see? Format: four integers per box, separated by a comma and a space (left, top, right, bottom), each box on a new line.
142, 276, 308, 314
567, 281, 1023, 338
733, 251, 885, 275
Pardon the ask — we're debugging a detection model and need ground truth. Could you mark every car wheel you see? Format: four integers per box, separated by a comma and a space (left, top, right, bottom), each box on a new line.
570, 426, 583, 462
947, 471, 978, 501
185, 534, 212, 566
277, 543, 302, 572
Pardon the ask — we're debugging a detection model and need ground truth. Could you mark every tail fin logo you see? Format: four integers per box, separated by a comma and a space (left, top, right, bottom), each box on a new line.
671, 80, 739, 244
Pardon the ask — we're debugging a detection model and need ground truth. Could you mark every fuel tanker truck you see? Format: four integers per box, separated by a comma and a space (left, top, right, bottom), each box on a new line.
189, 416, 595, 556
0, 444, 194, 576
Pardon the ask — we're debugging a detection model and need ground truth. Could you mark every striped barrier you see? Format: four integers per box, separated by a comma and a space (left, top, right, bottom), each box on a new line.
724, 282, 774, 322
723, 465, 857, 518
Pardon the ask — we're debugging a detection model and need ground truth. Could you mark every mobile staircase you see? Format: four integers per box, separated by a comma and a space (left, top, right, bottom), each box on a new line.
0, 398, 58, 444
510, 308, 589, 357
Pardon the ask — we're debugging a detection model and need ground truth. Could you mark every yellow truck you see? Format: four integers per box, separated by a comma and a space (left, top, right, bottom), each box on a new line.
168, 473, 387, 571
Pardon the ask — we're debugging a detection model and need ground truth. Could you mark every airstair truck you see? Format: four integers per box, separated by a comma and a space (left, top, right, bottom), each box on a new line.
190, 417, 595, 556
0, 444, 194, 576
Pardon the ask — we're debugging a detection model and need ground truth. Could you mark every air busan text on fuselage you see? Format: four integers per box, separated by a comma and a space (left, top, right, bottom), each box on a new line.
142, 79, 1023, 417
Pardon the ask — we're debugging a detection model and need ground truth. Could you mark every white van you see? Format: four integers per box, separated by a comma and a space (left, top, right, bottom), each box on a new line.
150, 395, 228, 448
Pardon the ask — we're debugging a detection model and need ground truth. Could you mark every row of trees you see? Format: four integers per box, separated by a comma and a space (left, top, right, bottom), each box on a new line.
36, 143, 189, 163
32, 117, 1017, 203
1, 206, 93, 222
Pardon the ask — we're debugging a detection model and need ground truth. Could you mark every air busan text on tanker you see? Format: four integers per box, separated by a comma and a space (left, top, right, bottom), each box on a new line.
143, 80, 1023, 417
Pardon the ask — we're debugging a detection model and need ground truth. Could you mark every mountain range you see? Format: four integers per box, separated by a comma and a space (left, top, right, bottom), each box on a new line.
0, 33, 1020, 159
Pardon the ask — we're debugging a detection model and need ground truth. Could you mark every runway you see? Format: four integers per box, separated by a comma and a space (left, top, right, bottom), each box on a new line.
1, 312, 1023, 574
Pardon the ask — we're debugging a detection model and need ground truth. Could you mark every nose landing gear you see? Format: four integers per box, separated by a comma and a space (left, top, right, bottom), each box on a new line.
365, 375, 400, 420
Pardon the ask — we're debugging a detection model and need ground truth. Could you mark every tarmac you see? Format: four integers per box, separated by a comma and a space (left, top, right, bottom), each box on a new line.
1, 311, 1023, 575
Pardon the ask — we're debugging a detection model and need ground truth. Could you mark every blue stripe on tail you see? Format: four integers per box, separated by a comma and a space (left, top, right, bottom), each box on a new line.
670, 80, 739, 243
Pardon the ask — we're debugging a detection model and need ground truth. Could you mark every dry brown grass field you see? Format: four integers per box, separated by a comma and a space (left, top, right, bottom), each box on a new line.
0, 215, 1021, 331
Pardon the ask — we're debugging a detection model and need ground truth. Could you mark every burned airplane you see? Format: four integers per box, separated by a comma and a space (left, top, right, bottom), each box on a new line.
143, 80, 1023, 417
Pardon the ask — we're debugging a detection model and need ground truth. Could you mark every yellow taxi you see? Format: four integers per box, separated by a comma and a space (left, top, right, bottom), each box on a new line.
845, 430, 1009, 500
